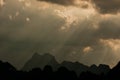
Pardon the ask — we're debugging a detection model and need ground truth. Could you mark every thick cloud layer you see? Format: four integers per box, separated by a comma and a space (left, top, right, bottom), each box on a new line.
38, 0, 120, 14
38, 0, 75, 6
91, 0, 120, 14
37, 0, 90, 8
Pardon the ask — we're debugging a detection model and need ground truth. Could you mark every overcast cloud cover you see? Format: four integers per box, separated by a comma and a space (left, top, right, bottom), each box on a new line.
38, 0, 120, 14
0, 0, 120, 69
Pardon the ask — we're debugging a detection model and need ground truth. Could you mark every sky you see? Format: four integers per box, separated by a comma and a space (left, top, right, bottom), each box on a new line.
0, 0, 120, 69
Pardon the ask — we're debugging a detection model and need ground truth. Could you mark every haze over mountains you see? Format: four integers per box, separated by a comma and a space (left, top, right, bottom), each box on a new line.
23, 53, 110, 75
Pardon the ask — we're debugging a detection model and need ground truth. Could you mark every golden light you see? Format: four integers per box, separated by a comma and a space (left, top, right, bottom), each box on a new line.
0, 0, 5, 7
100, 39, 120, 55
83, 46, 93, 53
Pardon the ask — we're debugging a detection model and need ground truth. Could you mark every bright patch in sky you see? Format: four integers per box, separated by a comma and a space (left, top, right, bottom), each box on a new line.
0, 0, 5, 7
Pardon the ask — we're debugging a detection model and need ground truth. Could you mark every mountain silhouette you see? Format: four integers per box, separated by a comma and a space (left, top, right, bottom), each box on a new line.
61, 61, 89, 75
0, 58, 120, 80
88, 64, 110, 75
107, 61, 120, 80
23, 53, 110, 75
23, 53, 59, 71
0, 61, 17, 80
0, 61, 16, 72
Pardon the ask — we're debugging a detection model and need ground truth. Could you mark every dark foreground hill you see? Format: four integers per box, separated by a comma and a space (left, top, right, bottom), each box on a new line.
0, 60, 120, 80
23, 53, 110, 75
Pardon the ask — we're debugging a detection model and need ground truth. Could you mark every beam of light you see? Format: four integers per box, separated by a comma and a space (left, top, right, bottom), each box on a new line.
100, 39, 120, 67
100, 39, 120, 54
46, 6, 99, 63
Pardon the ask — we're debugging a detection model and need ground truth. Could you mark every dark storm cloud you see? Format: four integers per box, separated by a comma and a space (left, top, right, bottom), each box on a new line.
37, 0, 75, 6
37, 0, 120, 14
37, 0, 89, 8
91, 0, 120, 14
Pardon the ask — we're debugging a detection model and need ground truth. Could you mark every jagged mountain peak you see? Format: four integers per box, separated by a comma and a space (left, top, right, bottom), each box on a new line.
22, 53, 59, 71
